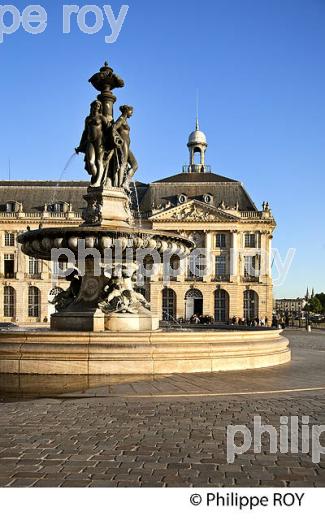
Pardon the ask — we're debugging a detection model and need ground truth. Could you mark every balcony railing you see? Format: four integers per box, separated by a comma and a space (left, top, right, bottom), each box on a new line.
242, 275, 259, 282
185, 275, 204, 281
212, 275, 230, 282
25, 273, 42, 280
182, 164, 211, 174
241, 211, 265, 219
0, 211, 83, 219
0, 212, 16, 218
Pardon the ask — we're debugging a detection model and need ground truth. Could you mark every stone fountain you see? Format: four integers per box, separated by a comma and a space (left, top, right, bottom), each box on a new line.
0, 61, 290, 376
18, 61, 193, 333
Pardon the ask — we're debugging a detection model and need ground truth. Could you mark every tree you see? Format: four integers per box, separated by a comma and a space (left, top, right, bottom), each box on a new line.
306, 296, 323, 314
315, 293, 325, 313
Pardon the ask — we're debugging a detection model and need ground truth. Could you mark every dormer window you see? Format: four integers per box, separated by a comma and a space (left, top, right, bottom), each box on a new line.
48, 202, 66, 213
6, 201, 16, 213
178, 194, 187, 204
203, 193, 213, 204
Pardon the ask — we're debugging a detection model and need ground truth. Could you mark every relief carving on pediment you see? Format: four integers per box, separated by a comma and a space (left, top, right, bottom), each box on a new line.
151, 201, 236, 223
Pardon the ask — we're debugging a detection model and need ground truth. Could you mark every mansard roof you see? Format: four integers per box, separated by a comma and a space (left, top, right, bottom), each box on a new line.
140, 171, 257, 213
0, 170, 258, 215
152, 172, 238, 184
0, 181, 88, 213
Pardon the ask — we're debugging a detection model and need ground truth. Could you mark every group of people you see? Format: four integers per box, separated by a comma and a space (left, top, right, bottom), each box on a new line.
272, 315, 290, 328
231, 316, 269, 327
179, 314, 294, 328
186, 314, 270, 327
189, 314, 213, 324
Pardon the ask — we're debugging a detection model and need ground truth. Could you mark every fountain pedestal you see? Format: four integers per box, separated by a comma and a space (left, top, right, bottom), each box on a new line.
83, 187, 132, 228
51, 309, 105, 332
105, 309, 160, 332
51, 308, 160, 333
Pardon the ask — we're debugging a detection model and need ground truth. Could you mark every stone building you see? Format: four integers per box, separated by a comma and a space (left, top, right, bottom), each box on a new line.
274, 298, 306, 315
0, 123, 275, 325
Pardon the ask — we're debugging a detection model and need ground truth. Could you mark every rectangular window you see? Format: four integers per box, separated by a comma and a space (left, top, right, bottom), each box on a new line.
4, 286, 15, 318
53, 259, 68, 278
4, 232, 15, 246
4, 254, 15, 279
29, 257, 40, 275
187, 254, 206, 279
28, 287, 40, 318
216, 233, 226, 248
216, 255, 226, 276
244, 233, 256, 248
244, 256, 260, 277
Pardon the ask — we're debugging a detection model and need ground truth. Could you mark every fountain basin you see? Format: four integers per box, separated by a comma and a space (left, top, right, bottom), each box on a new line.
0, 328, 290, 375
18, 226, 193, 333
18, 226, 193, 260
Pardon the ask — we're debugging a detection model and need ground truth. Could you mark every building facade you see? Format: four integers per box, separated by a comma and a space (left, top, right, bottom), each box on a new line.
0, 124, 276, 325
274, 298, 306, 315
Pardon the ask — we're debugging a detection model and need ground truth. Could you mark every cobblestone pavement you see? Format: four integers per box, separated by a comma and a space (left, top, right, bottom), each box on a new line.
1, 329, 325, 488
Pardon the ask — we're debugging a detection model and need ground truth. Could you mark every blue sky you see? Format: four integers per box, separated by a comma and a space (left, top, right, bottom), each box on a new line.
0, 0, 324, 297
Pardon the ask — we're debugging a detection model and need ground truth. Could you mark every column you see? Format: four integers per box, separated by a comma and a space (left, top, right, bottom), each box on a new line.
16, 283, 27, 324
260, 231, 271, 281
202, 286, 214, 317
149, 282, 162, 317
230, 230, 239, 282
175, 286, 185, 320
176, 258, 186, 282
203, 231, 212, 283
16, 244, 24, 281
41, 284, 49, 323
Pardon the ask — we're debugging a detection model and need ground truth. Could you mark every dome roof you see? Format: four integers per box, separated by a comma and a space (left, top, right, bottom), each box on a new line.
188, 129, 207, 146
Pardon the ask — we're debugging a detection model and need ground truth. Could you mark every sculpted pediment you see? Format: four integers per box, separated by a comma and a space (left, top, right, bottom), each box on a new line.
150, 200, 240, 223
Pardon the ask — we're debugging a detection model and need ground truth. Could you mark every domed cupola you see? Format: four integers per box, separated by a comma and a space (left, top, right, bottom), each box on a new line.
186, 117, 208, 173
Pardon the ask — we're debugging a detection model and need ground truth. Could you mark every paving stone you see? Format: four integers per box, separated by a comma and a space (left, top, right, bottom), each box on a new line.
33, 479, 65, 487
9, 478, 39, 487
61, 480, 90, 487
88, 480, 119, 487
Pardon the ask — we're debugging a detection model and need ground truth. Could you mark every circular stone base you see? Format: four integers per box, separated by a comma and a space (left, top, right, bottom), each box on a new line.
0, 329, 290, 375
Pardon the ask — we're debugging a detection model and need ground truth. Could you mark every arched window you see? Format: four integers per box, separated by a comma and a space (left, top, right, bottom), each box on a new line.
185, 288, 203, 320
162, 288, 176, 321
4, 286, 16, 318
28, 286, 41, 317
243, 290, 259, 320
193, 147, 203, 165
214, 289, 229, 322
